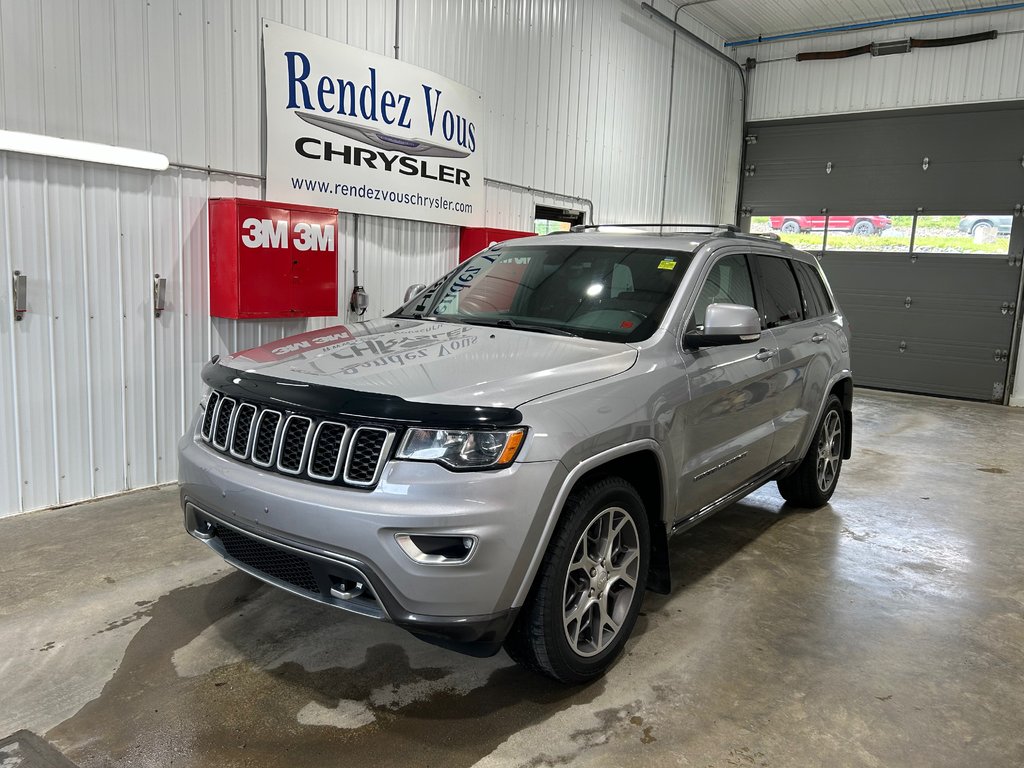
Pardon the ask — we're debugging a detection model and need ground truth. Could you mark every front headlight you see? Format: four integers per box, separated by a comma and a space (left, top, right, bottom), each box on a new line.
397, 427, 527, 470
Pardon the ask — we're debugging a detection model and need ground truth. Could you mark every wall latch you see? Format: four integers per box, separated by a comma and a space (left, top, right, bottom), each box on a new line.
12, 270, 26, 321
153, 274, 167, 318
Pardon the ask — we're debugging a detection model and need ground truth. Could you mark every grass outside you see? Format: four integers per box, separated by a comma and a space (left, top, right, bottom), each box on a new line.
776, 232, 1008, 254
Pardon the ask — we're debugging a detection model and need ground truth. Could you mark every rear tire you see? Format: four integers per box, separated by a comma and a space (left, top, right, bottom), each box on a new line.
780, 219, 801, 234
852, 219, 875, 236
777, 395, 844, 508
504, 477, 650, 684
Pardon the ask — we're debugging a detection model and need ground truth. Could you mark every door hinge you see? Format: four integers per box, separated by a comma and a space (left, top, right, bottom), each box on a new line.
994, 348, 1010, 362
898, 340, 907, 353
1001, 301, 1016, 315
905, 296, 913, 309
743, 164, 756, 177
993, 381, 1005, 401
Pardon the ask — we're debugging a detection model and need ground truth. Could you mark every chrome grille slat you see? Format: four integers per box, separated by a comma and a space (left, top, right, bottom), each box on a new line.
276, 415, 314, 475
251, 410, 283, 468
344, 427, 395, 487
308, 422, 348, 481
212, 397, 237, 450
200, 391, 394, 488
230, 403, 258, 459
201, 392, 221, 441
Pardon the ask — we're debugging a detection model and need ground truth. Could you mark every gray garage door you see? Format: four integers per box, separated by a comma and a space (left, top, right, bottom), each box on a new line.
821, 250, 1020, 401
741, 102, 1024, 402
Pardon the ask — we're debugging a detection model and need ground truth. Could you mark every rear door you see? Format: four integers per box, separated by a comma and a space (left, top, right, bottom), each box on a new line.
751, 254, 832, 464
677, 251, 780, 518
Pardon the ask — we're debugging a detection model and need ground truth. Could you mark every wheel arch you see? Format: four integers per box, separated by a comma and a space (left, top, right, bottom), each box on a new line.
830, 376, 854, 460
511, 440, 672, 608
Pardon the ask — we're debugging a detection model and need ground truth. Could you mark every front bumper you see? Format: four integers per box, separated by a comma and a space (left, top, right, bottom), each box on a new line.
178, 433, 565, 653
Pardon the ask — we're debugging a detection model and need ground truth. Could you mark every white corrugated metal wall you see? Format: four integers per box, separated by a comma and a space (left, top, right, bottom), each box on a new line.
738, 9, 1024, 121
0, 0, 742, 517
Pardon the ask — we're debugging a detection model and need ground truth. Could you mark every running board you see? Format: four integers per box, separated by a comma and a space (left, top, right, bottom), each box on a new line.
670, 459, 791, 537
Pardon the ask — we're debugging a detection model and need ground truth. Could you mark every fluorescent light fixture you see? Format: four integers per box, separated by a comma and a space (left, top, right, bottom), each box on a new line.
0, 129, 169, 171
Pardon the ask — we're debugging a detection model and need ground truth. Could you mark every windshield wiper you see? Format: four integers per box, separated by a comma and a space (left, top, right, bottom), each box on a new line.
459, 318, 578, 337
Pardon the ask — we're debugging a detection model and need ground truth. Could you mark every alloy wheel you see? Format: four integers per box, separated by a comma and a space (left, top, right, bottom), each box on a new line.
562, 506, 641, 658
816, 410, 842, 493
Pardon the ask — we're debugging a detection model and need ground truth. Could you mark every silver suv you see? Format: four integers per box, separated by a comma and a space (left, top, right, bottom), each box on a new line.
178, 224, 852, 683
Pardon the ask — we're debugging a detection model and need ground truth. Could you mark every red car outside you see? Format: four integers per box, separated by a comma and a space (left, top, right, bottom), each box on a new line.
769, 215, 892, 235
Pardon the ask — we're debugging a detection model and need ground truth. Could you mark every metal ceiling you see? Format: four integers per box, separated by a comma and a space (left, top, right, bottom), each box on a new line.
672, 0, 1024, 45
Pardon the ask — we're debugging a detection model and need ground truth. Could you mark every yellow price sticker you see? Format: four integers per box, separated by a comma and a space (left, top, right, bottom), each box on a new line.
657, 259, 676, 270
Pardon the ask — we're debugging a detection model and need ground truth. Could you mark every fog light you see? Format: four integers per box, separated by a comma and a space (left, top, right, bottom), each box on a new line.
395, 533, 477, 564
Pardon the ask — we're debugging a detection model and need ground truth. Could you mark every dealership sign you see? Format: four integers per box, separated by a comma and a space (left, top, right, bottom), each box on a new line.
262, 21, 485, 226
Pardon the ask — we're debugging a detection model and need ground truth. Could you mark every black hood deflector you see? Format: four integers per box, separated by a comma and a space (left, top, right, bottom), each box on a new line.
202, 360, 523, 428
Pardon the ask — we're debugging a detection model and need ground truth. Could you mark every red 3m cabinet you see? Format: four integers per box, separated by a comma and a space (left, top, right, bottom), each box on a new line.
459, 227, 535, 263
209, 198, 339, 319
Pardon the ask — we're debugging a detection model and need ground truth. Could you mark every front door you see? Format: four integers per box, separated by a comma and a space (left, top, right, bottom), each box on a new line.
675, 253, 780, 520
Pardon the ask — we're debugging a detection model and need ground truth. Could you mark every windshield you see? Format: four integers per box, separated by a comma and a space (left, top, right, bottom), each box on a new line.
391, 244, 694, 342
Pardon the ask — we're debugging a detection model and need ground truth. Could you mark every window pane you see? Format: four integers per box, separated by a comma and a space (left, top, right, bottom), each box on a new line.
534, 219, 572, 235
756, 256, 804, 328
793, 261, 833, 317
693, 254, 755, 328
912, 215, 1010, 255
824, 214, 911, 252
752, 215, 825, 251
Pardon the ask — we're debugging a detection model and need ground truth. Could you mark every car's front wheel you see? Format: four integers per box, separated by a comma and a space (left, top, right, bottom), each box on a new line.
504, 477, 649, 684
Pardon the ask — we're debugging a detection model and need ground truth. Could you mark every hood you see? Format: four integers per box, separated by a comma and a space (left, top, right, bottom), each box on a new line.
221, 319, 638, 408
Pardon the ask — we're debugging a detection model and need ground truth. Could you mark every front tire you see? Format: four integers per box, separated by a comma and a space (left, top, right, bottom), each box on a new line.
780, 219, 801, 234
777, 395, 844, 507
504, 477, 650, 684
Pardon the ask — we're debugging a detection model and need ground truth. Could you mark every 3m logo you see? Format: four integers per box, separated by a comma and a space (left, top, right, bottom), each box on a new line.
240, 218, 335, 251
293, 222, 334, 251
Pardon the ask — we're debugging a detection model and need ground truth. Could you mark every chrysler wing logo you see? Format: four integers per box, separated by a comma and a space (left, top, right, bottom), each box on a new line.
296, 112, 470, 159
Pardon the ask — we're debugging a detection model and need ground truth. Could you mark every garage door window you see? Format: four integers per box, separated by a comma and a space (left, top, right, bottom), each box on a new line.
751, 215, 824, 251
824, 214, 910, 252
912, 215, 1010, 255
755, 256, 804, 328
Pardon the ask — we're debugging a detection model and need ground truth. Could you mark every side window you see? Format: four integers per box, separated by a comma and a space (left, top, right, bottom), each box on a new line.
692, 254, 756, 328
755, 256, 804, 328
793, 261, 834, 317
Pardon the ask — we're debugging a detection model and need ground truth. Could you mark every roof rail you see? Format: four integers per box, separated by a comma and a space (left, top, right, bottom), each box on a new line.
749, 232, 781, 241
569, 222, 740, 233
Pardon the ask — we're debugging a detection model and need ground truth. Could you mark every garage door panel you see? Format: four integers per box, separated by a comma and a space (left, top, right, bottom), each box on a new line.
852, 334, 1010, 401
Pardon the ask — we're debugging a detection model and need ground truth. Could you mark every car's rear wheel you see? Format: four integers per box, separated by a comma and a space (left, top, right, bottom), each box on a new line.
504, 477, 649, 684
777, 395, 844, 508
852, 219, 875, 236
780, 219, 801, 234
971, 220, 995, 241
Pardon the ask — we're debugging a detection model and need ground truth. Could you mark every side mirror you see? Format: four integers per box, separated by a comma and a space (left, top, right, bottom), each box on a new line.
403, 283, 427, 303
685, 303, 762, 349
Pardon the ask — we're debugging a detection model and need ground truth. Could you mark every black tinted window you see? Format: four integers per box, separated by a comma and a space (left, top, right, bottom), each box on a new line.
793, 261, 833, 317
693, 254, 755, 328
756, 256, 804, 328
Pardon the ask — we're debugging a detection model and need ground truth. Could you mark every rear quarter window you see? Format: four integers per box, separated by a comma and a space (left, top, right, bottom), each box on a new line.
793, 260, 834, 317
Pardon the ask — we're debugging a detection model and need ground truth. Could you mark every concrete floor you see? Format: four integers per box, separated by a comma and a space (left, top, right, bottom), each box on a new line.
2, 389, 1024, 767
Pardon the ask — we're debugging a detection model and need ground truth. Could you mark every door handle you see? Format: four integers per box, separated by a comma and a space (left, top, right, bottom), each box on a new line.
811, 332, 827, 343
755, 348, 776, 362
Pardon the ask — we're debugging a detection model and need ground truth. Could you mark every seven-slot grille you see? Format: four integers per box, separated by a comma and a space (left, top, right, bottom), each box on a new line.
199, 391, 395, 488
